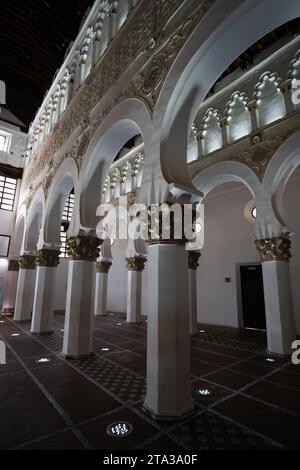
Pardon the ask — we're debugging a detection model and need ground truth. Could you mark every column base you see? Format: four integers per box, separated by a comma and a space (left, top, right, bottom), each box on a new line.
142, 403, 195, 422
60, 352, 95, 361
265, 348, 291, 359
31, 331, 53, 337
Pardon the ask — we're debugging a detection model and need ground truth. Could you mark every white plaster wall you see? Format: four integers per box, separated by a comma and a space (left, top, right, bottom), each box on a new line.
106, 238, 148, 315
108, 239, 128, 313
0, 259, 9, 312
197, 176, 300, 330
283, 169, 300, 334
197, 183, 260, 328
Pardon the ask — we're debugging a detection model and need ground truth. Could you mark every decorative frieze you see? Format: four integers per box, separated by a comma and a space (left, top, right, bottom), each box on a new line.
96, 261, 112, 274
126, 257, 147, 272
66, 236, 101, 261
188, 251, 201, 270
255, 236, 291, 262
18, 255, 37, 270
22, 0, 215, 194
231, 131, 294, 181
36, 249, 60, 268
8, 260, 20, 272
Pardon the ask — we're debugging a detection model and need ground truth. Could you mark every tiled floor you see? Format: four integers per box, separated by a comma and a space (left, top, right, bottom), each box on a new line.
0, 312, 299, 450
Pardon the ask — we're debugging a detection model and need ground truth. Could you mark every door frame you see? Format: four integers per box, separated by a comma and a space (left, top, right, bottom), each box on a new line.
236, 262, 266, 331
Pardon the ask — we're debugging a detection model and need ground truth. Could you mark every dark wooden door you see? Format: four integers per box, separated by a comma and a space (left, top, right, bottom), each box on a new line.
240, 265, 266, 330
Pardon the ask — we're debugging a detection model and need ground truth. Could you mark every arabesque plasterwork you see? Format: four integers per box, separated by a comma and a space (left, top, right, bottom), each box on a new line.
22, 0, 215, 201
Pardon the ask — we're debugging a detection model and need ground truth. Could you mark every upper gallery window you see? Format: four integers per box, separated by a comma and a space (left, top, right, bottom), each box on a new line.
0, 175, 17, 211
0, 130, 12, 153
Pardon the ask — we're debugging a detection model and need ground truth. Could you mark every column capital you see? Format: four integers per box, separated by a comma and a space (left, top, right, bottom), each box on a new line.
18, 255, 36, 270
96, 260, 112, 274
126, 256, 146, 272
146, 204, 193, 246
188, 251, 201, 270
66, 236, 101, 261
36, 249, 60, 268
8, 259, 20, 272
255, 236, 291, 262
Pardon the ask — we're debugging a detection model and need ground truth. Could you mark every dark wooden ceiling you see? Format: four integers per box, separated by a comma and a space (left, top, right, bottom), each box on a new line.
0, 0, 95, 129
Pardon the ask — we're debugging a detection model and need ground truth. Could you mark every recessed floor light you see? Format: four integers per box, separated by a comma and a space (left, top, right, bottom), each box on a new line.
200, 330, 206, 333
197, 388, 212, 397
117, 323, 122, 326
110, 313, 114, 316
36, 358, 51, 364
61, 329, 64, 332
101, 347, 110, 352
11, 333, 20, 337
266, 358, 275, 363
106, 422, 133, 438
0, 321, 5, 323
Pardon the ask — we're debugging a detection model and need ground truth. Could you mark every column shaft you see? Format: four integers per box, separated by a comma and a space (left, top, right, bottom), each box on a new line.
62, 236, 100, 359
143, 243, 193, 420
94, 261, 111, 317
126, 257, 146, 324
14, 256, 36, 322
2, 260, 19, 314
31, 249, 60, 335
256, 237, 296, 355
262, 260, 295, 355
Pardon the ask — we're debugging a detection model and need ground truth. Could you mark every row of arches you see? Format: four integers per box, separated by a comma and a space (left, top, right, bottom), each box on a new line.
5, 0, 300, 422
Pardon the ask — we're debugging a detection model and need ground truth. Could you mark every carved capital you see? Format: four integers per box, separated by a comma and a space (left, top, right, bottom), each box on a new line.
36, 249, 60, 268
96, 261, 112, 274
126, 257, 146, 272
8, 259, 20, 272
18, 255, 36, 270
188, 251, 201, 270
66, 236, 101, 261
145, 204, 188, 246
255, 237, 291, 262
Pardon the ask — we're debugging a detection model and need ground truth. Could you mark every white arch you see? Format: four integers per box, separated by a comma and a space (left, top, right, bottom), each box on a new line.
79, 98, 153, 229
193, 161, 261, 199
262, 130, 300, 227
9, 212, 26, 259
156, 0, 300, 188
43, 158, 78, 245
23, 187, 45, 253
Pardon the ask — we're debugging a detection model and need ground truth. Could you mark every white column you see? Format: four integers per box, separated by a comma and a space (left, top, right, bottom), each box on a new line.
188, 251, 201, 336
2, 260, 19, 315
256, 237, 296, 355
14, 255, 36, 322
31, 249, 60, 335
126, 257, 146, 323
143, 242, 193, 420
62, 236, 100, 359
281, 79, 295, 115
94, 261, 111, 317
248, 100, 259, 131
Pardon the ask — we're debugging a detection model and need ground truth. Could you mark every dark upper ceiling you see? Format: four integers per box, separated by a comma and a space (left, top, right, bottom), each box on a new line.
0, 0, 95, 130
